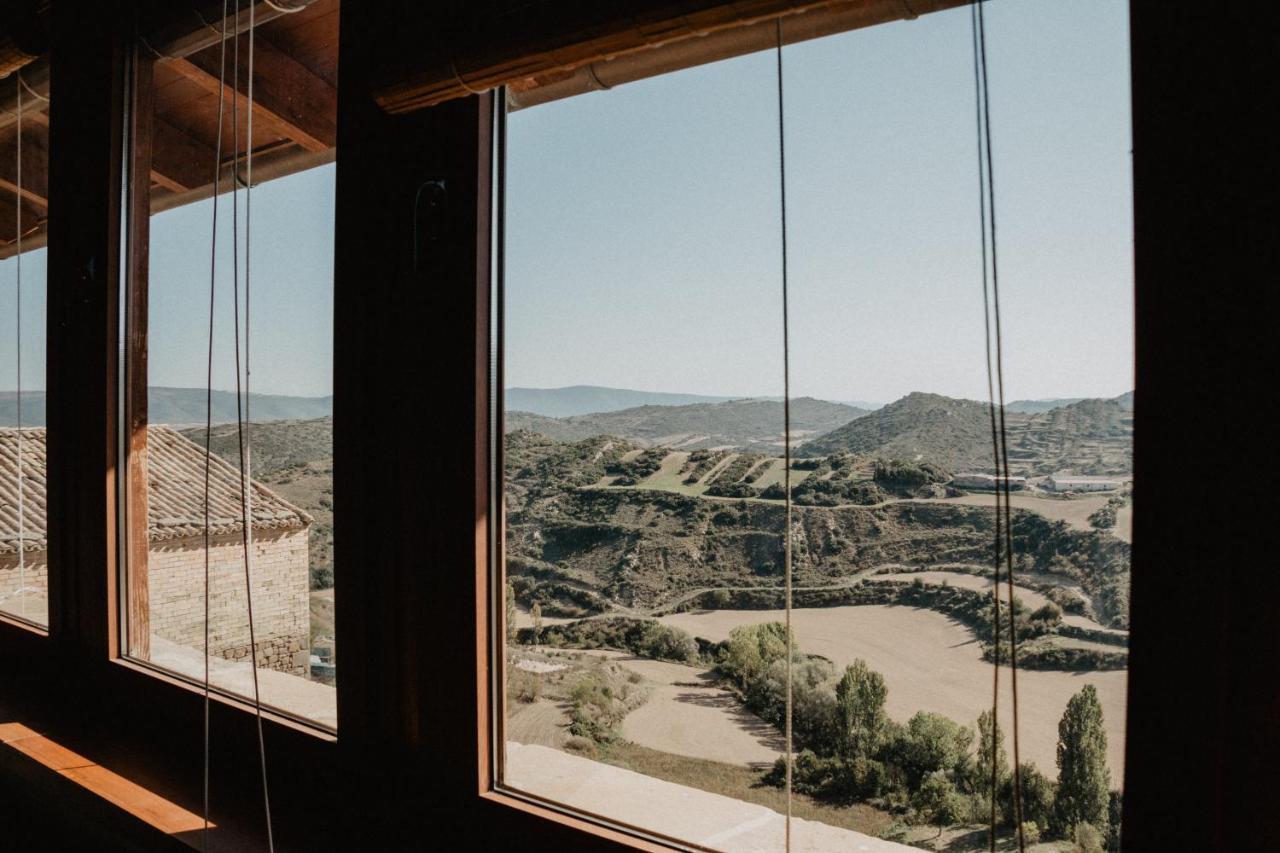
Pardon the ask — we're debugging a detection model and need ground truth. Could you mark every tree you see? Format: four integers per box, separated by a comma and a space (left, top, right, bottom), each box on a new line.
530, 602, 543, 646
835, 659, 888, 759
505, 582, 517, 642
895, 711, 973, 790
1054, 685, 1111, 835
912, 771, 966, 835
1004, 762, 1056, 835
974, 708, 1008, 796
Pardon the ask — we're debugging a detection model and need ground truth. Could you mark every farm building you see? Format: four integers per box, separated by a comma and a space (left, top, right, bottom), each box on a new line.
951, 472, 1028, 490
1046, 475, 1126, 493
0, 426, 312, 674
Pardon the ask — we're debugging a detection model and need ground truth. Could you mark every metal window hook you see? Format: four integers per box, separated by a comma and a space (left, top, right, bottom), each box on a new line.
412, 179, 448, 272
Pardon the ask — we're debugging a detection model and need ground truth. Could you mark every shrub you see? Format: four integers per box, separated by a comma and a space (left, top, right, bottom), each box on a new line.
310, 564, 334, 590
1072, 821, 1105, 853
1030, 601, 1064, 625
510, 670, 542, 703
911, 771, 966, 827
1020, 821, 1042, 844
563, 736, 598, 758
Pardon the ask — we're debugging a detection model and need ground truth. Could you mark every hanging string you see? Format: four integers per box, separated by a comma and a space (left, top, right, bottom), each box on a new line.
969, 3, 1003, 846
229, 1, 276, 848
202, 1, 231, 846
774, 19, 794, 852
971, 1, 1025, 848
14, 72, 26, 622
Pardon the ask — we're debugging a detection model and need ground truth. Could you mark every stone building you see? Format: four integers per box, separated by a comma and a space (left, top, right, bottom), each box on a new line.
950, 472, 1028, 491
1, 426, 312, 674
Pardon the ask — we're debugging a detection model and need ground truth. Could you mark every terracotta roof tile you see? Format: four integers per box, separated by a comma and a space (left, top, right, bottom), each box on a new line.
1, 426, 311, 555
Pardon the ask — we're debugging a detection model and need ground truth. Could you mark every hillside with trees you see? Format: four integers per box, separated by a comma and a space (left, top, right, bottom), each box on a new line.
801, 392, 1132, 476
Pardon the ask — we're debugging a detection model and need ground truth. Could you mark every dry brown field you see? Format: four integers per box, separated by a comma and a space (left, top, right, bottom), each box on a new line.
659, 605, 1127, 782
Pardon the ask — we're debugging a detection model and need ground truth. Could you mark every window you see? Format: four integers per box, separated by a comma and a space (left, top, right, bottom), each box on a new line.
0, 61, 50, 629
120, 2, 339, 729
496, 1, 1132, 849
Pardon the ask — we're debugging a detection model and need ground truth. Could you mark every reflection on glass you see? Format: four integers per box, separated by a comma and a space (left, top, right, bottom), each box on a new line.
1, 67, 50, 629
500, 1, 1132, 849
123, 6, 338, 727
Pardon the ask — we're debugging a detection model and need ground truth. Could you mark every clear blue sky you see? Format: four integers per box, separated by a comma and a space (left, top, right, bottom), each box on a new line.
0, 164, 335, 398
505, 0, 1133, 404
4, 0, 1132, 405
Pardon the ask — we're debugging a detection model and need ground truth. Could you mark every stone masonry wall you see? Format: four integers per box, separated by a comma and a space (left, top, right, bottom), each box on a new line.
0, 552, 48, 623
147, 528, 310, 675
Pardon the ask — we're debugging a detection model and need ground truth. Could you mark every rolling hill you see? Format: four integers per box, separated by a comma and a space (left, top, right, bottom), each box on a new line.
799, 392, 1000, 469
800, 392, 1132, 476
505, 397, 868, 451
1006, 390, 1133, 414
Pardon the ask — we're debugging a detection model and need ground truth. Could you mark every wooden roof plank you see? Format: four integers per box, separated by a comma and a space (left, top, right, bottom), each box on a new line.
0, 125, 49, 209
163, 34, 336, 153
150, 117, 217, 193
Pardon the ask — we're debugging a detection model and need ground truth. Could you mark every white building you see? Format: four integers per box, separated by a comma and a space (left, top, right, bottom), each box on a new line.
951, 473, 1027, 491
1046, 475, 1126, 493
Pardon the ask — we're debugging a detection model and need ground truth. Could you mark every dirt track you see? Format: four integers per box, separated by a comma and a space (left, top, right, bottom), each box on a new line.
659, 605, 1127, 782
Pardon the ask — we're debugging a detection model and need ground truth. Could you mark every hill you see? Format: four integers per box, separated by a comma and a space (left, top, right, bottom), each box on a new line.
801, 392, 1132, 476
181, 417, 334, 589
505, 397, 867, 452
506, 385, 740, 418
2, 386, 332, 427
799, 392, 1001, 470
503, 433, 1131, 626
1007, 390, 1133, 414
1006, 397, 1132, 475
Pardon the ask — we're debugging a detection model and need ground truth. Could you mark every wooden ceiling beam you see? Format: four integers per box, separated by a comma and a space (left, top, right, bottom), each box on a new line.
164, 34, 336, 153
0, 125, 49, 209
0, 191, 45, 249
150, 117, 218, 193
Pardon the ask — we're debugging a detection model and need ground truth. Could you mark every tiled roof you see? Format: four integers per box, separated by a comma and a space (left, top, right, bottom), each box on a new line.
1, 426, 312, 555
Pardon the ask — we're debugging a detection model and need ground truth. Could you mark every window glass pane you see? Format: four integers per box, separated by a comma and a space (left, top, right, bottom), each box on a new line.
0, 64, 50, 629
499, 1, 1132, 848
123, 2, 339, 729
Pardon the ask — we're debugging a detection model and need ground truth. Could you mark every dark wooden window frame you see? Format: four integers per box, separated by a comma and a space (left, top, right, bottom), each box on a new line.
1, 2, 1276, 851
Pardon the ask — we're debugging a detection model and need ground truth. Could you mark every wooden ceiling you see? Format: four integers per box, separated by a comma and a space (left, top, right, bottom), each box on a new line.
0, 0, 339, 259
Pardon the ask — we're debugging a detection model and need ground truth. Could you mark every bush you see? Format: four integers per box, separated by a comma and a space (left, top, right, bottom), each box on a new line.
1073, 822, 1105, 853
563, 736, 598, 758
310, 564, 334, 590
873, 458, 951, 490
510, 670, 542, 703
911, 771, 967, 826
1020, 821, 1042, 844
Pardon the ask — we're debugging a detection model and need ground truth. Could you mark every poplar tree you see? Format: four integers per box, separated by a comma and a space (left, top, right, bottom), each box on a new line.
835, 659, 888, 758
976, 708, 1008, 793
1054, 684, 1111, 835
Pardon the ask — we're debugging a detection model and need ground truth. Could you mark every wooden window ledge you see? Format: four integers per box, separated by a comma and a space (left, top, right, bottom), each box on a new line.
0, 719, 205, 851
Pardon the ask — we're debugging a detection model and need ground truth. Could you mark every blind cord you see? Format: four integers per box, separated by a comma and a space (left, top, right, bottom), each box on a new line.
229, 1, 276, 848
971, 1, 1026, 848
14, 76, 25, 622
202, 2, 231, 846
774, 19, 794, 853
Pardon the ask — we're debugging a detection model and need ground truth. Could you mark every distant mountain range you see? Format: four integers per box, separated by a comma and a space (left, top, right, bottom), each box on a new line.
507, 385, 882, 417
507, 397, 868, 452
506, 386, 745, 418
0, 387, 333, 427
